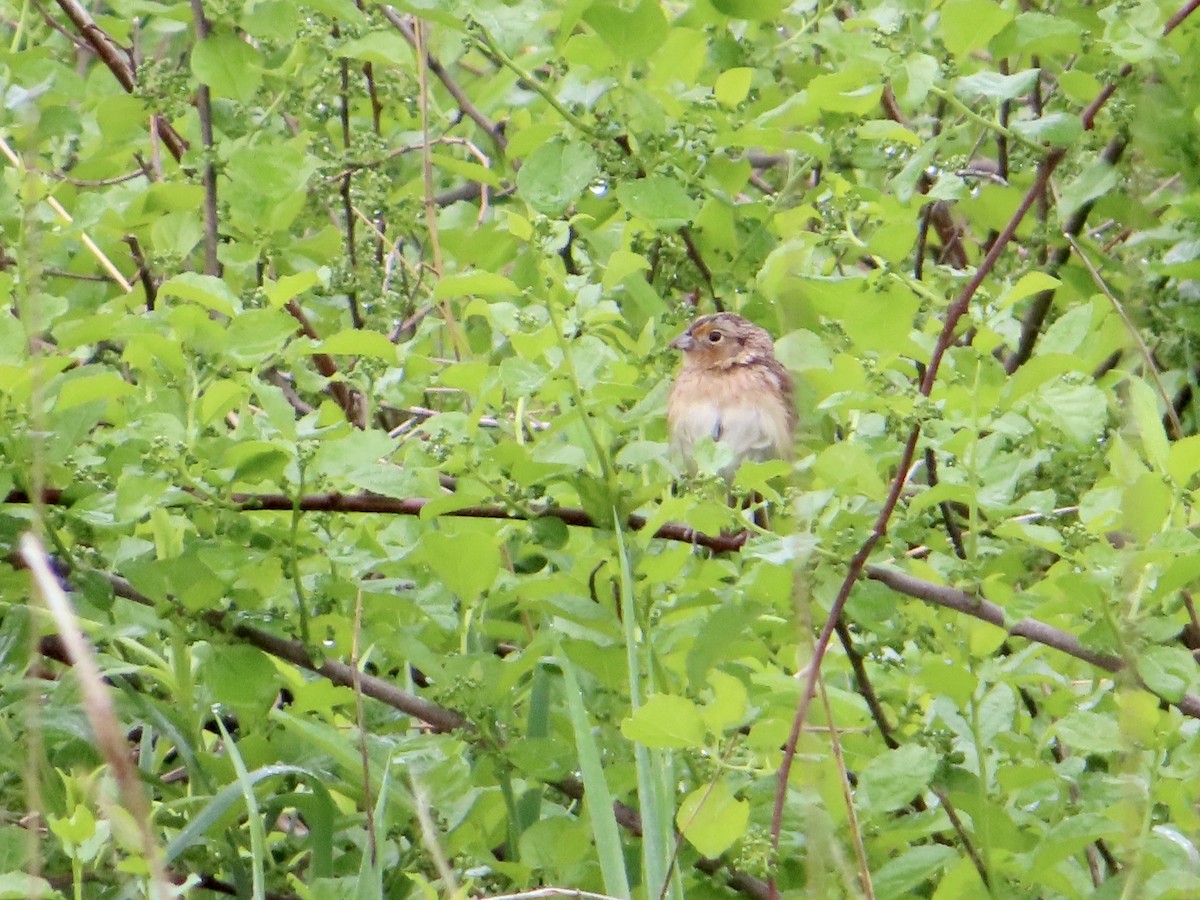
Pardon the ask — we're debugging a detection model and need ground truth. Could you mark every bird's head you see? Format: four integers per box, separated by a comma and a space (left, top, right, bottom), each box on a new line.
669, 313, 775, 370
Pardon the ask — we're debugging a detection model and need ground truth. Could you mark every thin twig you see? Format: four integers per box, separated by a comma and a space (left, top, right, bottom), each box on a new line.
1063, 232, 1184, 438
20, 534, 173, 899
382, 7, 508, 155
0, 135, 134, 291
333, 22, 363, 329
413, 18, 468, 358
768, 140, 1064, 895
350, 588, 377, 865
189, 0, 220, 276
817, 673, 874, 899
51, 0, 186, 161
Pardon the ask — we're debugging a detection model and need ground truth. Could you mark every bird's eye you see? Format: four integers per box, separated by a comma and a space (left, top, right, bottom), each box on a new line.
708, 331, 722, 343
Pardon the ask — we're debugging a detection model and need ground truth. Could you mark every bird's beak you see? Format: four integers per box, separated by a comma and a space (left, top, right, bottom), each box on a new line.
670, 332, 695, 351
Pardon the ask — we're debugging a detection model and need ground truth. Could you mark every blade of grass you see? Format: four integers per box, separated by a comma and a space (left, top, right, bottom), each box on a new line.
214, 716, 267, 900
558, 652, 631, 897
614, 512, 670, 897
163, 764, 314, 865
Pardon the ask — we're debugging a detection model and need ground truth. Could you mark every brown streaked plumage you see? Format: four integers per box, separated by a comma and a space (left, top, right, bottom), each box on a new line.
666, 312, 796, 480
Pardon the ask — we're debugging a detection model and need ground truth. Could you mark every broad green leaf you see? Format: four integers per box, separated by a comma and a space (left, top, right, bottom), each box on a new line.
516, 139, 598, 216
873, 844, 957, 899
702, 670, 748, 733
159, 273, 241, 316
710, 0, 783, 19
1168, 435, 1200, 485
1055, 711, 1121, 753
1136, 646, 1193, 702
55, 371, 137, 411
939, 0, 1012, 57
1127, 376, 1170, 470
320, 330, 399, 361
433, 272, 521, 299
1037, 302, 1092, 355
714, 67, 753, 107
417, 529, 501, 598
337, 32, 412, 66
583, 0, 668, 63
675, 780, 749, 858
202, 644, 280, 714
1000, 271, 1061, 309
858, 744, 938, 813
191, 30, 263, 102
954, 69, 1039, 101
199, 379, 245, 425
1059, 162, 1119, 224
616, 175, 700, 230
1011, 112, 1083, 146
620, 694, 705, 749
264, 271, 324, 307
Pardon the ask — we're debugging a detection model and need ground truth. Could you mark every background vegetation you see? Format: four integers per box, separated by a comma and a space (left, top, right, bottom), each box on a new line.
3, 0, 1200, 896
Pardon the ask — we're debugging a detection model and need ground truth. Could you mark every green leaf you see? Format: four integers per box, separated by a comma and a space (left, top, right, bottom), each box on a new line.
1059, 161, 1119, 224
620, 694, 705, 749
433, 272, 521, 299
516, 139, 598, 216
615, 175, 700, 230
1037, 301, 1092, 354
337, 32, 412, 66
202, 644, 281, 714
939, 0, 1012, 57
1136, 646, 1193, 702
709, 0, 784, 20
1030, 380, 1107, 444
1011, 112, 1083, 146
954, 69, 1039, 101
199, 379, 245, 425
55, 370, 137, 411
264, 271, 323, 307
676, 780, 749, 858
873, 845, 957, 900
417, 529, 501, 598
319, 330, 399, 361
714, 67, 753, 107
191, 30, 263, 102
858, 744, 938, 813
1127, 376, 1170, 470
583, 0, 668, 63
1055, 711, 1121, 753
159, 273, 241, 316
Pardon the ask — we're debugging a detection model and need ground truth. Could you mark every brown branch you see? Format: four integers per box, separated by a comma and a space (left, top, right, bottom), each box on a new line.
1006, 136, 1127, 373
3, 487, 749, 553
680, 226, 719, 309
122, 235, 158, 310
381, 7, 508, 155
190, 0, 220, 277
53, 0, 187, 162
282, 299, 365, 427
333, 22, 364, 330
768, 136, 1064, 893
865, 564, 1200, 717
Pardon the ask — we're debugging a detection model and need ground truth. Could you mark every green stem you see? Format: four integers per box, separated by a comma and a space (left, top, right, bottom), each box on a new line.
472, 26, 599, 139
543, 300, 615, 486
929, 85, 1040, 152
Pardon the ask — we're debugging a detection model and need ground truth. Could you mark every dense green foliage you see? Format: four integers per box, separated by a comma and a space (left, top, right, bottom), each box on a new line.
3, 0, 1200, 897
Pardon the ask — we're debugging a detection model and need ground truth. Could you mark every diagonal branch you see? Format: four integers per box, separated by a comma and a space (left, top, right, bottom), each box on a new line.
765, 0, 1200, 878
865, 564, 1200, 718
52, 0, 187, 162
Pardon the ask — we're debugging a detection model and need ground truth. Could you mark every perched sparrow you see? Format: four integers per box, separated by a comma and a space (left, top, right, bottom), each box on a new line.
667, 312, 796, 480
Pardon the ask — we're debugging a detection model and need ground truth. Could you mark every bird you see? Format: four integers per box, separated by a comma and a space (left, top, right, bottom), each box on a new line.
666, 312, 796, 482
